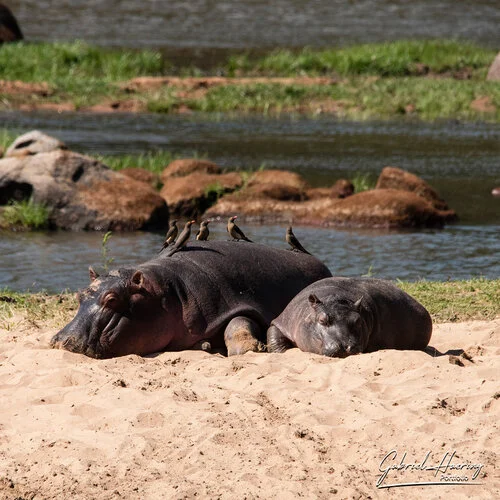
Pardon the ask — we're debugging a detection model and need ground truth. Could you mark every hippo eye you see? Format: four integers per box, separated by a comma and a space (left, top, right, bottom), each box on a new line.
101, 292, 125, 312
318, 313, 329, 326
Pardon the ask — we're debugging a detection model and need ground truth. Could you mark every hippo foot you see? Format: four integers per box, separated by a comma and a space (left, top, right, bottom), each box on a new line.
192, 340, 212, 353
224, 316, 266, 356
267, 325, 295, 353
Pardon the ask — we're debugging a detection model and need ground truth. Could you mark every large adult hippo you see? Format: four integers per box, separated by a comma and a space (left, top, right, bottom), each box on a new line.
51, 241, 332, 358
267, 277, 432, 357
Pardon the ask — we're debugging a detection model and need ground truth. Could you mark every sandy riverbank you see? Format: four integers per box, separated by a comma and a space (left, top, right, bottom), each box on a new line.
0, 315, 498, 499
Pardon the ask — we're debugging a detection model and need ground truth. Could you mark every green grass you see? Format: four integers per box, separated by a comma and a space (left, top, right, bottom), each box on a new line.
0, 40, 498, 120
0, 129, 18, 154
0, 41, 163, 108
97, 151, 181, 175
399, 278, 499, 323
0, 198, 50, 229
0, 289, 76, 330
156, 77, 500, 121
351, 173, 377, 193
227, 40, 496, 77
0, 41, 162, 83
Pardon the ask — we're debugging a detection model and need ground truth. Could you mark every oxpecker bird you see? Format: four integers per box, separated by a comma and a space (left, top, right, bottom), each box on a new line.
227, 216, 252, 242
286, 226, 311, 255
160, 219, 178, 251
196, 219, 211, 241
167, 220, 195, 256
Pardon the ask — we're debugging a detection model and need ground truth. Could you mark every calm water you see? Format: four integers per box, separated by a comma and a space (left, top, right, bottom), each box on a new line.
1, 225, 499, 293
0, 111, 499, 291
8, 1, 500, 57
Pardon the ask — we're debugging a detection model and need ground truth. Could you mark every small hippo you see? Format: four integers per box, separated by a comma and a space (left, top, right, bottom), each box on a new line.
267, 277, 432, 357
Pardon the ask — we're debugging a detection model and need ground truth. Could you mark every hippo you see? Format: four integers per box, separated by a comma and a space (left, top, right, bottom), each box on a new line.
267, 277, 432, 357
0, 3, 23, 43
51, 241, 332, 358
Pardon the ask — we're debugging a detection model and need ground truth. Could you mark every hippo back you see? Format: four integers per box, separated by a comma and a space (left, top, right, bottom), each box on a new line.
144, 241, 332, 336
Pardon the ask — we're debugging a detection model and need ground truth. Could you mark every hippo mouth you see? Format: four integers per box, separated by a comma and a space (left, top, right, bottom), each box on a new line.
50, 308, 125, 359
323, 345, 362, 358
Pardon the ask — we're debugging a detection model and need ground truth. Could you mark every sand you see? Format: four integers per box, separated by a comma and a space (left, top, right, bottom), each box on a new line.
0, 314, 498, 499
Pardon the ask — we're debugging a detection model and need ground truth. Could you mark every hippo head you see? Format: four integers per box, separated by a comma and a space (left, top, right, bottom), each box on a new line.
303, 294, 368, 358
50, 267, 176, 358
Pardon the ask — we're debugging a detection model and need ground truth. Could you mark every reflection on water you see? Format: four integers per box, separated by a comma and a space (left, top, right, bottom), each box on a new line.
8, 0, 500, 53
1, 224, 499, 293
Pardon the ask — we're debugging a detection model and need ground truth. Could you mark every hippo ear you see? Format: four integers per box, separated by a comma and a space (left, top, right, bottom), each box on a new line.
354, 297, 363, 310
130, 270, 147, 293
89, 266, 99, 283
308, 294, 322, 310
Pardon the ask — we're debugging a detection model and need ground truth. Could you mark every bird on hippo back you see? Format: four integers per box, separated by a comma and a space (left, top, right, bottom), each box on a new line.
50, 240, 332, 358
267, 277, 432, 358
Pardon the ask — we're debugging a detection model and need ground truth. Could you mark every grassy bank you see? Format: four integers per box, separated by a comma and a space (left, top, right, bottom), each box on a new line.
1, 279, 498, 329
0, 40, 498, 121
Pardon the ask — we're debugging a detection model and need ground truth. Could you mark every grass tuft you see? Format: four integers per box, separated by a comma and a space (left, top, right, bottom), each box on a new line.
227, 40, 496, 77
97, 151, 181, 175
399, 278, 500, 323
0, 198, 50, 229
0, 41, 163, 83
351, 173, 377, 193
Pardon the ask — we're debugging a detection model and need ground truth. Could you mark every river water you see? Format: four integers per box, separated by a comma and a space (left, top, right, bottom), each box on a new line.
7, 1, 500, 64
1, 111, 499, 291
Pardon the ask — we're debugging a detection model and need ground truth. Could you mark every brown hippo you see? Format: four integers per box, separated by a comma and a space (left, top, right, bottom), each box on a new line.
51, 240, 332, 358
0, 3, 23, 43
267, 277, 432, 357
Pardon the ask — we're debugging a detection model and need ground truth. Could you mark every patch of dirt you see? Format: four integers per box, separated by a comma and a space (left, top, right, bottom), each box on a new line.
0, 79, 53, 96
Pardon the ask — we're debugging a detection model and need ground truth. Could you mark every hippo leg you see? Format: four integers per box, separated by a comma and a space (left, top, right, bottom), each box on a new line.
224, 317, 266, 356
267, 325, 295, 353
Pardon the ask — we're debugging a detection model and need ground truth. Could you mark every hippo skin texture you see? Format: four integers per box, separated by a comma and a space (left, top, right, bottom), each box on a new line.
51, 241, 332, 358
267, 277, 432, 358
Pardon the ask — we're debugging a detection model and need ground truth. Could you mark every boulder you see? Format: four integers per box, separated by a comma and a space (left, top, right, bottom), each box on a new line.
304, 189, 458, 228
486, 52, 500, 81
0, 150, 168, 231
205, 187, 457, 228
121, 167, 160, 188
306, 179, 354, 200
0, 3, 23, 43
5, 130, 66, 157
160, 159, 222, 183
245, 183, 305, 202
247, 169, 309, 190
375, 166, 452, 211
160, 171, 242, 218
